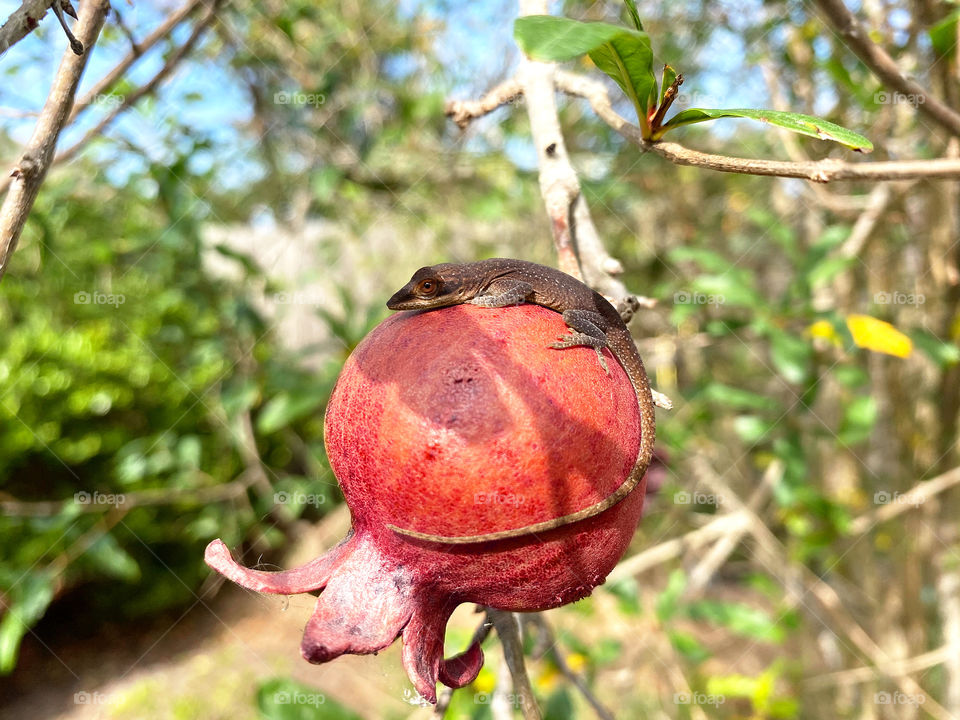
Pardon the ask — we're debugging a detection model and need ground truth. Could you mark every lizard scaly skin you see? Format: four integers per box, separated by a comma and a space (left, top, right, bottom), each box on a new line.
384, 258, 656, 544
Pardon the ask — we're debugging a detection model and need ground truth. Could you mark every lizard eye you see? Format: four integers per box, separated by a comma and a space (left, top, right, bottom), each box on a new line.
414, 278, 440, 297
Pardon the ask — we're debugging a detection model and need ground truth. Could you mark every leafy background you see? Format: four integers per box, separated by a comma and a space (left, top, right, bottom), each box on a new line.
1, 0, 959, 718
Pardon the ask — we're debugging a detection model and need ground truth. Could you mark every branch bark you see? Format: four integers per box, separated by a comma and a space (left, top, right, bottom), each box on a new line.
489, 610, 542, 720
0, 0, 56, 57
0, 0, 110, 282
812, 0, 960, 137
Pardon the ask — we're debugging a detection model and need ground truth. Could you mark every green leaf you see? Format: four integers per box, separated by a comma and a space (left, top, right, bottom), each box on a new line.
544, 688, 575, 720
702, 383, 779, 411
910, 329, 960, 368
769, 329, 812, 384
256, 389, 327, 435
687, 600, 786, 643
622, 0, 644, 31
658, 108, 873, 151
655, 569, 687, 622
668, 629, 711, 664
85, 533, 141, 582
256, 677, 362, 720
514, 16, 656, 129
807, 255, 856, 289
838, 395, 877, 446
734, 415, 773, 444
604, 576, 641, 614
0, 573, 55, 673
930, 10, 960, 58
659, 64, 677, 106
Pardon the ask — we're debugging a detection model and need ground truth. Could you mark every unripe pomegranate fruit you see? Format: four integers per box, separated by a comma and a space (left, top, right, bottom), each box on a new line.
206, 303, 649, 702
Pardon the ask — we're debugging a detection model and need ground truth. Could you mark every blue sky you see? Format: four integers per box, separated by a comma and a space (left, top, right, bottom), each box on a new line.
0, 1, 782, 189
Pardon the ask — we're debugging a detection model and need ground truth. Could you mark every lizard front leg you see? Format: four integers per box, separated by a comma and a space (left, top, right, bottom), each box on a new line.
550, 309, 610, 374
467, 279, 535, 308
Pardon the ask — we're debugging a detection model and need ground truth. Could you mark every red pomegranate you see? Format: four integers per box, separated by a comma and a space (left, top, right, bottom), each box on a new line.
205, 303, 650, 702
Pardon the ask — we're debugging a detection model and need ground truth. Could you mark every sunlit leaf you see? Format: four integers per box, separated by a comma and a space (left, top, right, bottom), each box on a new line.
622, 0, 644, 31
930, 10, 960, 58
514, 16, 656, 128
846, 314, 912, 358
658, 108, 873, 151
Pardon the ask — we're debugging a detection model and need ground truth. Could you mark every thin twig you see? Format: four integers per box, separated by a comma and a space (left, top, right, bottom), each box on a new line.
51, 0, 221, 168
0, 468, 261, 516
0, 0, 110, 282
526, 615, 616, 720
812, 0, 960, 137
805, 642, 960, 688
70, 0, 205, 124
848, 465, 960, 534
680, 460, 782, 600
607, 511, 750, 582
446, 79, 523, 129
489, 609, 542, 720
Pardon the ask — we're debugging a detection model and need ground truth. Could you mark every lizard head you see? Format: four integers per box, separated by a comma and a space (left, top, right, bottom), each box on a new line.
387, 263, 475, 310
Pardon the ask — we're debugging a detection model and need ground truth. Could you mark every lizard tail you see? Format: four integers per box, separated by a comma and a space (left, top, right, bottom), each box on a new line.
385, 464, 646, 544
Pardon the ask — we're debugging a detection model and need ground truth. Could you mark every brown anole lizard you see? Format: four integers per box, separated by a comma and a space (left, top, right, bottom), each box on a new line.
384, 258, 657, 544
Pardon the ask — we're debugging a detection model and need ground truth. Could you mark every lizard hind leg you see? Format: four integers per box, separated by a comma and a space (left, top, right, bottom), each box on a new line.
550, 309, 610, 374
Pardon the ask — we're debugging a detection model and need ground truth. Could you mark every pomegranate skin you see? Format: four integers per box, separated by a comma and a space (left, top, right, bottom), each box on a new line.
206, 302, 647, 702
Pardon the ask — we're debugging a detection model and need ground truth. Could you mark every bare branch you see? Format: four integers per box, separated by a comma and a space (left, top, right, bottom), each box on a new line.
526, 615, 616, 720
554, 70, 960, 182
812, 0, 960, 137
0, 0, 56, 57
848, 465, 960, 534
0, 0, 110, 282
446, 78, 523, 129
52, 0, 221, 168
71, 0, 206, 122
489, 609, 542, 720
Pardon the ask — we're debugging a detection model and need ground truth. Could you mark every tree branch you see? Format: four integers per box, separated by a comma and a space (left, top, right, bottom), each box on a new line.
812, 0, 960, 137
553, 69, 960, 182
0, 0, 56, 57
0, 0, 110, 282
489, 609, 542, 720
70, 0, 206, 123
